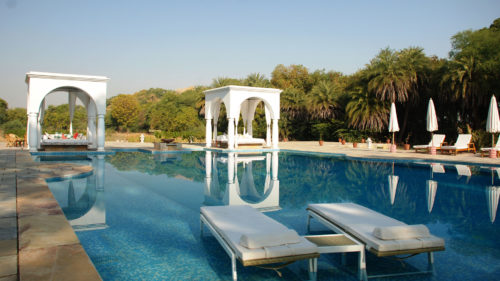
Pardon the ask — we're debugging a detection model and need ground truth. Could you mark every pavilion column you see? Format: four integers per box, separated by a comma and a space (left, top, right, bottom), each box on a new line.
87, 115, 97, 149
205, 119, 212, 148
212, 121, 218, 142
36, 115, 42, 150
266, 123, 271, 147
97, 114, 105, 151
28, 112, 39, 152
272, 119, 279, 149
228, 118, 235, 149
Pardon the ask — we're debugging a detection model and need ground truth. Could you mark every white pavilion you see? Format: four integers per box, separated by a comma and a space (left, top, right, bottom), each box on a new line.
25, 72, 109, 151
203, 85, 282, 149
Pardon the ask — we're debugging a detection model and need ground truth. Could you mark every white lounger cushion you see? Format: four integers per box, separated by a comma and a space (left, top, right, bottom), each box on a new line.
373, 225, 430, 240
308, 203, 444, 252
240, 229, 300, 249
201, 205, 317, 261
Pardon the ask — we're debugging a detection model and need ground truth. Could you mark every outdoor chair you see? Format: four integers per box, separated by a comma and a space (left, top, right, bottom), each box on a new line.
307, 202, 445, 278
439, 134, 475, 155
200, 205, 319, 281
413, 134, 446, 153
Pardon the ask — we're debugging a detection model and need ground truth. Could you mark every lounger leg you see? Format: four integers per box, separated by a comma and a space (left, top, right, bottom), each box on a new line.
358, 250, 367, 281
308, 258, 317, 281
341, 253, 346, 266
427, 252, 435, 274
200, 220, 204, 236
231, 254, 237, 281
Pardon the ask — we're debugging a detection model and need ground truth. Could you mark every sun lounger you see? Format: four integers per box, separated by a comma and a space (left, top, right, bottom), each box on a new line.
306, 202, 445, 278
440, 134, 475, 155
413, 134, 446, 152
480, 138, 500, 157
200, 205, 319, 281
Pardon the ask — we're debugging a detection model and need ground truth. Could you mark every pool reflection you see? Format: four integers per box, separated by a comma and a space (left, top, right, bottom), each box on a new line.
204, 151, 280, 212
44, 155, 107, 231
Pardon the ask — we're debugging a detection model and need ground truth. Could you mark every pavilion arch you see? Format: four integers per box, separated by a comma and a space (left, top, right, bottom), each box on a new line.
204, 86, 281, 149
26, 72, 109, 151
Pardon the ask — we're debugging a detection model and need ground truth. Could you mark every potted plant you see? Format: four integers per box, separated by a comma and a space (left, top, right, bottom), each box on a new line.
404, 134, 411, 150
313, 123, 329, 147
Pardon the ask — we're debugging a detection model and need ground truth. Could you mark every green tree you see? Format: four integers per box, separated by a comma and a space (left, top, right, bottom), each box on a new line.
366, 47, 410, 103
211, 77, 242, 88
346, 87, 389, 131
306, 81, 343, 119
6, 108, 27, 125
1, 120, 25, 137
43, 104, 87, 133
109, 94, 140, 132
271, 64, 312, 93
244, 73, 271, 87
0, 98, 7, 125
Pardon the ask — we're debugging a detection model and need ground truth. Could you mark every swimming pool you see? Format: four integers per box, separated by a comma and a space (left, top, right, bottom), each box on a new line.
40, 151, 499, 280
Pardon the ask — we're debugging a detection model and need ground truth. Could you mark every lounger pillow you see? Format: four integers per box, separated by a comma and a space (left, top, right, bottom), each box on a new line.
373, 224, 430, 240
239, 229, 301, 249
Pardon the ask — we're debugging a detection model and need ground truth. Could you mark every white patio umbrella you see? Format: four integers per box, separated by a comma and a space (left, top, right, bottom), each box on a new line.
426, 99, 438, 154
486, 186, 499, 223
486, 95, 500, 148
388, 103, 399, 152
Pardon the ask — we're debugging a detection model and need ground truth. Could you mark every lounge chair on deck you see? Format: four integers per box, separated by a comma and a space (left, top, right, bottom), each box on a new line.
480, 138, 500, 157
200, 205, 319, 281
413, 134, 446, 152
306, 203, 445, 278
440, 134, 475, 155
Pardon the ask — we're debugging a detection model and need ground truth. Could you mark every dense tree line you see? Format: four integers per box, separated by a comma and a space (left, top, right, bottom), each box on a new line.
2, 19, 499, 147
104, 19, 499, 146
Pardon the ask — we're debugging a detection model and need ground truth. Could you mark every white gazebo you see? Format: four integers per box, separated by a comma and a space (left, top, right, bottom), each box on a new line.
203, 85, 281, 149
26, 72, 109, 151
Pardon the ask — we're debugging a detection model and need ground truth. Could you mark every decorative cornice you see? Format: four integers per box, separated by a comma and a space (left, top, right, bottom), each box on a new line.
26, 71, 109, 83
203, 85, 282, 95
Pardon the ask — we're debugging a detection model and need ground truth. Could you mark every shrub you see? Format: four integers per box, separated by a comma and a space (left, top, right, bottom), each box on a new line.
2, 120, 26, 137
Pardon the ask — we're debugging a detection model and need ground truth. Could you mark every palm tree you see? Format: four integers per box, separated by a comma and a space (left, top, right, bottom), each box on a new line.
211, 77, 242, 88
346, 87, 389, 131
306, 81, 343, 119
245, 73, 271, 87
366, 47, 429, 140
441, 55, 487, 128
366, 48, 410, 103
280, 88, 307, 119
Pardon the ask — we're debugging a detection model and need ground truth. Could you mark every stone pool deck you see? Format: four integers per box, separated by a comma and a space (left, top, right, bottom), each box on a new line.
0, 146, 100, 281
1, 140, 499, 281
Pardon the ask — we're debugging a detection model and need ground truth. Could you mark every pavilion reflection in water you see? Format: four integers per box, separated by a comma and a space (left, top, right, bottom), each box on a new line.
49, 155, 107, 231
203, 151, 280, 212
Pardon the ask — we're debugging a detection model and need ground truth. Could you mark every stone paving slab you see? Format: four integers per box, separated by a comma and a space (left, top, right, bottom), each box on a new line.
19, 244, 101, 281
0, 255, 17, 277
0, 239, 17, 257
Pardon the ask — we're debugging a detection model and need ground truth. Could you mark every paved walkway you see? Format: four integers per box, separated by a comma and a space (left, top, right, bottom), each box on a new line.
1, 140, 498, 281
0, 143, 100, 281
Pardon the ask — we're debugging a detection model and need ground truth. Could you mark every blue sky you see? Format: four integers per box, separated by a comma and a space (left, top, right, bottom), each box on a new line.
1, 0, 499, 108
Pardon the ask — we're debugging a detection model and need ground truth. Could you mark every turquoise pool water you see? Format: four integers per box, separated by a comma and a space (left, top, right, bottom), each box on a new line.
39, 151, 499, 280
